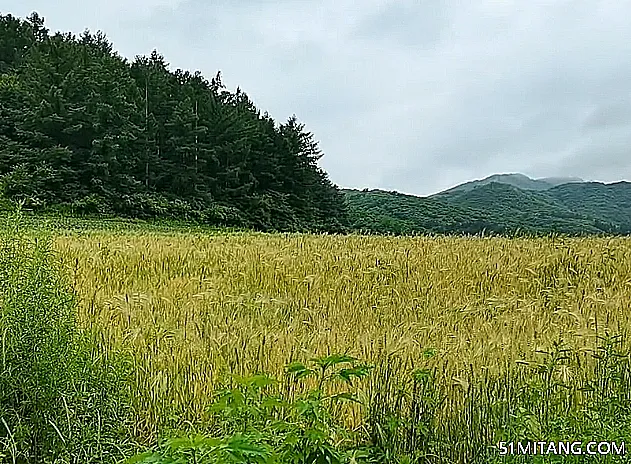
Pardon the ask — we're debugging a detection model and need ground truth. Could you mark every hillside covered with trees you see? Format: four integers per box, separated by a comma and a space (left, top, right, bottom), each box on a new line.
344, 181, 631, 236
0, 12, 348, 232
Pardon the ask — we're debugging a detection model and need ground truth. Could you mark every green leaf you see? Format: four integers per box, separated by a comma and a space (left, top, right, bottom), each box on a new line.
261, 396, 288, 409
245, 373, 278, 388
165, 437, 193, 451
329, 392, 361, 403
311, 354, 357, 369
287, 361, 315, 379
337, 364, 372, 382
224, 434, 272, 461
411, 368, 433, 383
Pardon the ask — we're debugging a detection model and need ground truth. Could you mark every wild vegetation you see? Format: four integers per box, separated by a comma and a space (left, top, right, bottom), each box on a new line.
344, 182, 631, 236
0, 211, 138, 463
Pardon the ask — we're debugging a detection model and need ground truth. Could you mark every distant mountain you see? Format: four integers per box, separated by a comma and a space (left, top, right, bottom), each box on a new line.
435, 173, 584, 195
342, 179, 631, 236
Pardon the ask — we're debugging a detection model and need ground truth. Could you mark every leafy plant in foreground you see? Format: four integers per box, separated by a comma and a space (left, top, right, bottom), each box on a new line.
126, 355, 373, 463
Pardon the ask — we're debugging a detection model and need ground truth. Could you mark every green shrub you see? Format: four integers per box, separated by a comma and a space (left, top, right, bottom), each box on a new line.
126, 354, 373, 464
0, 208, 136, 463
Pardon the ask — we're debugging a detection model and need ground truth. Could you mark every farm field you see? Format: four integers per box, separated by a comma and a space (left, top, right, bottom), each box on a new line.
3, 6, 631, 461
49, 227, 631, 458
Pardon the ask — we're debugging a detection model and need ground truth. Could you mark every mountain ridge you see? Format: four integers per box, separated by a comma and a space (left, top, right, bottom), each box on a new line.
434, 173, 585, 196
342, 177, 631, 235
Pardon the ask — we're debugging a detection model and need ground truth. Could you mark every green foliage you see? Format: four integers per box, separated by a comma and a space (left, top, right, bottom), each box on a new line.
127, 356, 374, 464
124, 435, 272, 464
477, 335, 631, 463
0, 207, 136, 463
0, 13, 348, 234
126, 336, 631, 463
364, 354, 443, 464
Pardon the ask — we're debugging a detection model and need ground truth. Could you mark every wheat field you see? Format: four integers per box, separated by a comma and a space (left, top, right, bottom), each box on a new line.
52, 231, 631, 437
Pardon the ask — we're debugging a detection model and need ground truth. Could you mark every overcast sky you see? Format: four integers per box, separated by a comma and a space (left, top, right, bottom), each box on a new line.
4, 0, 631, 196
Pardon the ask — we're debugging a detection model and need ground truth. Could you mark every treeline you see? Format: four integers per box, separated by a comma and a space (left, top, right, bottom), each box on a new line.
0, 12, 349, 232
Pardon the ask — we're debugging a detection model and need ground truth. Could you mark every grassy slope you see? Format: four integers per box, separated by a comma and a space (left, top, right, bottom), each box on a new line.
442, 182, 602, 234
544, 181, 631, 228
342, 188, 479, 234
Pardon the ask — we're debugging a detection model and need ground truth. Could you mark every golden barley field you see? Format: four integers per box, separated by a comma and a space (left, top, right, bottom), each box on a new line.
53, 231, 631, 435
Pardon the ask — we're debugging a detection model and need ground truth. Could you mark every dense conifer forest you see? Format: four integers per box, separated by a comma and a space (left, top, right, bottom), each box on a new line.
0, 12, 349, 232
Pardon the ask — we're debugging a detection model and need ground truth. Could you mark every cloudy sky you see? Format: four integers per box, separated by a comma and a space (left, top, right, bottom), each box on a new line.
4, 0, 631, 196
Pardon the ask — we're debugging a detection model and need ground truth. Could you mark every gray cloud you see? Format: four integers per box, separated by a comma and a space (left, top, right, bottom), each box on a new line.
582, 100, 631, 131
4, 0, 631, 195
353, 0, 451, 50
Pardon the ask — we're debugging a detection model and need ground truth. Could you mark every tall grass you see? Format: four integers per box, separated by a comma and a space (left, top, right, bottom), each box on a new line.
46, 228, 631, 461
0, 210, 136, 463
364, 335, 631, 462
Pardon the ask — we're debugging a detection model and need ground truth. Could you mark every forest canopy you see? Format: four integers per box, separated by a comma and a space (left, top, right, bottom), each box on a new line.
0, 12, 350, 232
